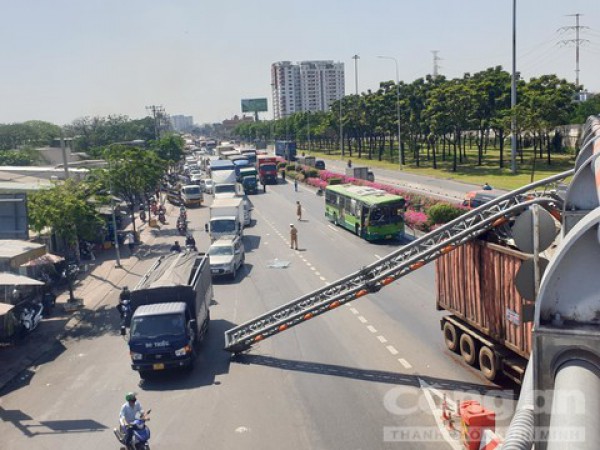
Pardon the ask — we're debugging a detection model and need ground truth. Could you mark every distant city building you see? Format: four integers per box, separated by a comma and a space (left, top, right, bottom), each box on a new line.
170, 115, 194, 132
221, 115, 254, 137
271, 60, 345, 119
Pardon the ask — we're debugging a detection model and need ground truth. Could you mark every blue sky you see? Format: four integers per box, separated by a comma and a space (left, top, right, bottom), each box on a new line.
1, 0, 599, 125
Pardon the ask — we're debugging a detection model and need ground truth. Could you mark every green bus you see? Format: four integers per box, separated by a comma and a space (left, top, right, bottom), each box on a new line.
325, 184, 406, 241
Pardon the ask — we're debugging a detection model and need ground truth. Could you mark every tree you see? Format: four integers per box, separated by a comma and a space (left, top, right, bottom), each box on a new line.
102, 145, 166, 233
28, 179, 104, 257
151, 134, 184, 165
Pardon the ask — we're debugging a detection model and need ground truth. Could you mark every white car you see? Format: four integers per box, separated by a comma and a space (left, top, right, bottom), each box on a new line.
208, 235, 245, 279
203, 179, 215, 194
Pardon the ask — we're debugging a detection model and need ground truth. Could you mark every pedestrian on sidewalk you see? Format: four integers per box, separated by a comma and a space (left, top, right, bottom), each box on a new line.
290, 224, 299, 250
296, 201, 302, 221
294, 178, 298, 192
124, 232, 135, 255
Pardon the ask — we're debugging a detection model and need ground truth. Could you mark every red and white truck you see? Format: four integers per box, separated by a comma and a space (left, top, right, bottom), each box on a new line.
256, 155, 279, 185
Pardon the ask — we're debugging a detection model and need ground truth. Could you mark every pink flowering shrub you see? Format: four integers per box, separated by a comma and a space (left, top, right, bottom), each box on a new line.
309, 167, 464, 226
404, 210, 428, 230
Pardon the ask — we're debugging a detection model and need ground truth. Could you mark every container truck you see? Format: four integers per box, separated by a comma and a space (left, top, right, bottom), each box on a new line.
122, 251, 213, 379
256, 155, 278, 185
207, 197, 244, 241
212, 169, 237, 186
436, 239, 532, 384
345, 166, 375, 182
239, 167, 258, 194
275, 140, 297, 161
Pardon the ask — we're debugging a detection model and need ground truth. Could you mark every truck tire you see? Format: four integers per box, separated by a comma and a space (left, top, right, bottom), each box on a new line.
459, 333, 477, 366
479, 346, 498, 381
443, 322, 459, 353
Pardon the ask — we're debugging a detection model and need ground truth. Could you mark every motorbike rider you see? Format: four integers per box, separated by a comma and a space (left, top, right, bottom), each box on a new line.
117, 287, 131, 320
185, 234, 197, 250
120, 392, 143, 447
170, 241, 182, 253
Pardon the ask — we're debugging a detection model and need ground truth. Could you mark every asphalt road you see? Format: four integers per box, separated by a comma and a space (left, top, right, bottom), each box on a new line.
0, 182, 517, 449
321, 158, 507, 202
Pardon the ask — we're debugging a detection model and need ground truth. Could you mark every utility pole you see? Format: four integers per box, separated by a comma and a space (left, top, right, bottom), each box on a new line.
146, 105, 165, 140
511, 0, 518, 175
431, 50, 441, 78
559, 13, 589, 86
352, 54, 360, 95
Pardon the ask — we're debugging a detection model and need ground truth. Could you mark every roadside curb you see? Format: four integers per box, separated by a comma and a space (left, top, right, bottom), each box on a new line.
0, 201, 178, 393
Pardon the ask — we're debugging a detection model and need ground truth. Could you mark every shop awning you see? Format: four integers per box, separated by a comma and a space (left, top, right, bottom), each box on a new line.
0, 273, 45, 286
20, 253, 65, 267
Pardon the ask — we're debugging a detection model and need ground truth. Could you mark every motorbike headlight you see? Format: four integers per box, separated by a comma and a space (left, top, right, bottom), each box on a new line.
130, 352, 143, 361
175, 345, 191, 357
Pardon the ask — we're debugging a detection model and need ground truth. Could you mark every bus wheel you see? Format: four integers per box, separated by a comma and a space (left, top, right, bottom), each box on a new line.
443, 322, 459, 353
459, 333, 477, 366
333, 215, 338, 226
479, 346, 498, 381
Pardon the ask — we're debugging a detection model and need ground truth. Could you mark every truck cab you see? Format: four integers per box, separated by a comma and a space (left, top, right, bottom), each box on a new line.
128, 303, 195, 374
181, 184, 203, 207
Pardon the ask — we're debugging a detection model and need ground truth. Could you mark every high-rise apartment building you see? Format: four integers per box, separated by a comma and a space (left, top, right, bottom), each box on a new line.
170, 115, 194, 132
271, 60, 344, 119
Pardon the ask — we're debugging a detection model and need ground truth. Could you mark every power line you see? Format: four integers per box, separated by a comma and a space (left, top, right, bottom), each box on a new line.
558, 13, 589, 86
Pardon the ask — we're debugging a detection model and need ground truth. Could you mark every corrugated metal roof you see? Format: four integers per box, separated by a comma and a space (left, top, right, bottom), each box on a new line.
134, 302, 186, 316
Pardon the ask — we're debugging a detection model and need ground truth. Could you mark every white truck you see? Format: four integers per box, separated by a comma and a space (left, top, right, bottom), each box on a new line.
213, 183, 252, 226
211, 169, 237, 185
180, 184, 203, 207
207, 197, 244, 241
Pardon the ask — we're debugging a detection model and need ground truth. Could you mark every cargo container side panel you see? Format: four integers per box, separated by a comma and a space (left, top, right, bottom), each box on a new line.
460, 243, 479, 322
457, 244, 468, 318
481, 245, 500, 338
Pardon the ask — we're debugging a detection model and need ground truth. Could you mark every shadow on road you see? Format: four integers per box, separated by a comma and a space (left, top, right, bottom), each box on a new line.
0, 405, 107, 437
138, 319, 234, 391
233, 354, 518, 399
243, 235, 261, 252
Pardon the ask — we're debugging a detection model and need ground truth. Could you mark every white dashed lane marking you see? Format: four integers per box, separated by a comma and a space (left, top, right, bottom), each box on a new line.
357, 316, 368, 324
320, 277, 327, 281
349, 308, 359, 315
327, 225, 338, 232
377, 335, 388, 344
398, 358, 412, 369
374, 254, 382, 260
386, 345, 399, 355
366, 325, 377, 333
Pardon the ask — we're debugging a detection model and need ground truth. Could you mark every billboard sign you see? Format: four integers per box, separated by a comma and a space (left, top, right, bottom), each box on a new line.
241, 98, 268, 113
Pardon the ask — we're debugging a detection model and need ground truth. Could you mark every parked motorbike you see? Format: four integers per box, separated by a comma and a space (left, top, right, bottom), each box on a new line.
113, 410, 151, 450
158, 212, 166, 224
316, 187, 324, 196
139, 209, 147, 222
19, 302, 43, 335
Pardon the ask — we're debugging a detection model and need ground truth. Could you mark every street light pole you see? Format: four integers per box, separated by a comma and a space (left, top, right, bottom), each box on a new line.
378, 56, 402, 170
307, 112, 311, 154
352, 54, 360, 95
107, 157, 122, 268
511, 0, 518, 174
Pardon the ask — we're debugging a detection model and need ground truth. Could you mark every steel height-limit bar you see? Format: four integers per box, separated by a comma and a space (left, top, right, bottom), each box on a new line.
224, 171, 573, 353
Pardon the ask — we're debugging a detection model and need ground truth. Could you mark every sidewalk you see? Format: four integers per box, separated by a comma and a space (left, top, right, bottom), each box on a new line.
0, 201, 180, 393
